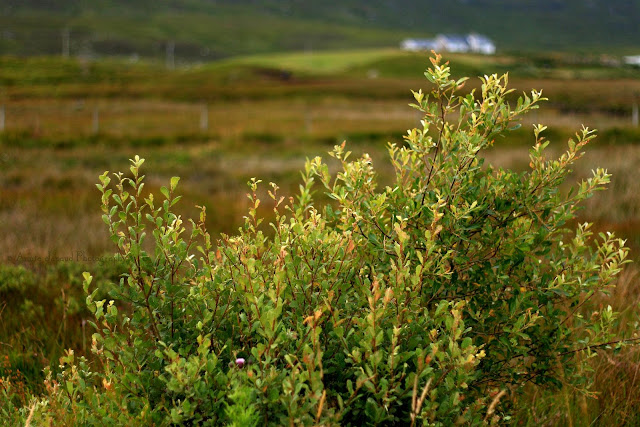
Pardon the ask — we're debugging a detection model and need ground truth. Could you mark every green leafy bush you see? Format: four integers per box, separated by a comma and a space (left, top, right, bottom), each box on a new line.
0, 265, 36, 297
19, 54, 629, 425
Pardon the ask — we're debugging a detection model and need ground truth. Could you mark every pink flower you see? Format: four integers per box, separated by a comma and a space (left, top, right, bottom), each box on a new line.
235, 358, 245, 368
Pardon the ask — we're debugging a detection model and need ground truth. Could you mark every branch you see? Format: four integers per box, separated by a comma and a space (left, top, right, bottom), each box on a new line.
559, 337, 640, 356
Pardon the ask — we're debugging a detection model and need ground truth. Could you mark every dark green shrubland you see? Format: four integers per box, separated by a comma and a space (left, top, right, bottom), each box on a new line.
10, 54, 631, 425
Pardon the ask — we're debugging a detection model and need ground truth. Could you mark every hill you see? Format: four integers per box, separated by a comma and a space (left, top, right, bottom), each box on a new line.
0, 1, 639, 59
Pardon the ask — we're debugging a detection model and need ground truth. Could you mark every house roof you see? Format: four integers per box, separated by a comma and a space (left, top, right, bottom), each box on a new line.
437, 34, 469, 44
467, 33, 494, 44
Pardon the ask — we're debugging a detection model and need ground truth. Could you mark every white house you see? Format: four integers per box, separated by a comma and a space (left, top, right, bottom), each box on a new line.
401, 38, 437, 52
466, 33, 496, 55
624, 55, 640, 66
435, 34, 471, 53
400, 33, 496, 55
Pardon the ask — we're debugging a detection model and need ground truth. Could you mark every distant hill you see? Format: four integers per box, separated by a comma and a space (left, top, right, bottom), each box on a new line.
1, 0, 639, 60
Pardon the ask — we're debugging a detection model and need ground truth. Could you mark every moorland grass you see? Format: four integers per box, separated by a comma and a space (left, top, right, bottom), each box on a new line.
1, 52, 640, 424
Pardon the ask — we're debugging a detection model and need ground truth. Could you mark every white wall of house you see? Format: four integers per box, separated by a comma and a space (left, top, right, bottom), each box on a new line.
467, 34, 496, 55
435, 35, 470, 53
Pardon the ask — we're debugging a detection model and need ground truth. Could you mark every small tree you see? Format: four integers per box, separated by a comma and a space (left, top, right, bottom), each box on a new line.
22, 53, 628, 425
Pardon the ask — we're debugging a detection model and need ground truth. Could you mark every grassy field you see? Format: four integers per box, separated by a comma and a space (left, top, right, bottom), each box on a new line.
2, 49, 640, 423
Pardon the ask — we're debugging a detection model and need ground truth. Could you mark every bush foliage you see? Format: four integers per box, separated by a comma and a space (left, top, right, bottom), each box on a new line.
9, 54, 630, 425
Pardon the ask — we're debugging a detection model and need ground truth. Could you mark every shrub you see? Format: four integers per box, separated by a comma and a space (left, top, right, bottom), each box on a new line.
22, 54, 629, 425
0, 264, 36, 297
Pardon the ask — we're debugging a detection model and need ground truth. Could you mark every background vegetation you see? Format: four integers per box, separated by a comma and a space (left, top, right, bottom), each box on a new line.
1, 1, 640, 59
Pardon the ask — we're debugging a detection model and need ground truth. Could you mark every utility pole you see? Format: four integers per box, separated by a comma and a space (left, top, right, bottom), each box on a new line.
166, 40, 175, 70
62, 27, 70, 58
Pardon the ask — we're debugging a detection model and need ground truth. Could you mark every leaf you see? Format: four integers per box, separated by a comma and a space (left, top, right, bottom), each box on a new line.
160, 186, 170, 200
461, 337, 473, 349
170, 176, 180, 192
347, 239, 355, 254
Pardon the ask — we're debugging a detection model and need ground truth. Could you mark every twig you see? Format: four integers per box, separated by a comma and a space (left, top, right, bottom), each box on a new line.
559, 337, 640, 356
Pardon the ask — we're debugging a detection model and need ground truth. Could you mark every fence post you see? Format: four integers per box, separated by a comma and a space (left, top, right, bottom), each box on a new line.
633, 100, 639, 128
200, 104, 209, 132
305, 110, 313, 135
92, 106, 100, 134
0, 105, 4, 132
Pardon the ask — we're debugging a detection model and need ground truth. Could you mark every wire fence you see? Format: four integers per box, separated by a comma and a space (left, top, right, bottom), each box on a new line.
0, 98, 421, 145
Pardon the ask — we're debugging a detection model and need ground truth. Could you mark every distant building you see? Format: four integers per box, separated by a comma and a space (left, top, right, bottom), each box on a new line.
624, 55, 640, 66
435, 34, 471, 53
401, 33, 496, 55
466, 33, 496, 55
401, 38, 437, 52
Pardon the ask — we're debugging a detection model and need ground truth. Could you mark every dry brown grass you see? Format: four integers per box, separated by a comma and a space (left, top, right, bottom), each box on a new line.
518, 266, 640, 426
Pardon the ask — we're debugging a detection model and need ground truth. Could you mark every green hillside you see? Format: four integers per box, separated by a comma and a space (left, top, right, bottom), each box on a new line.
0, 1, 639, 59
